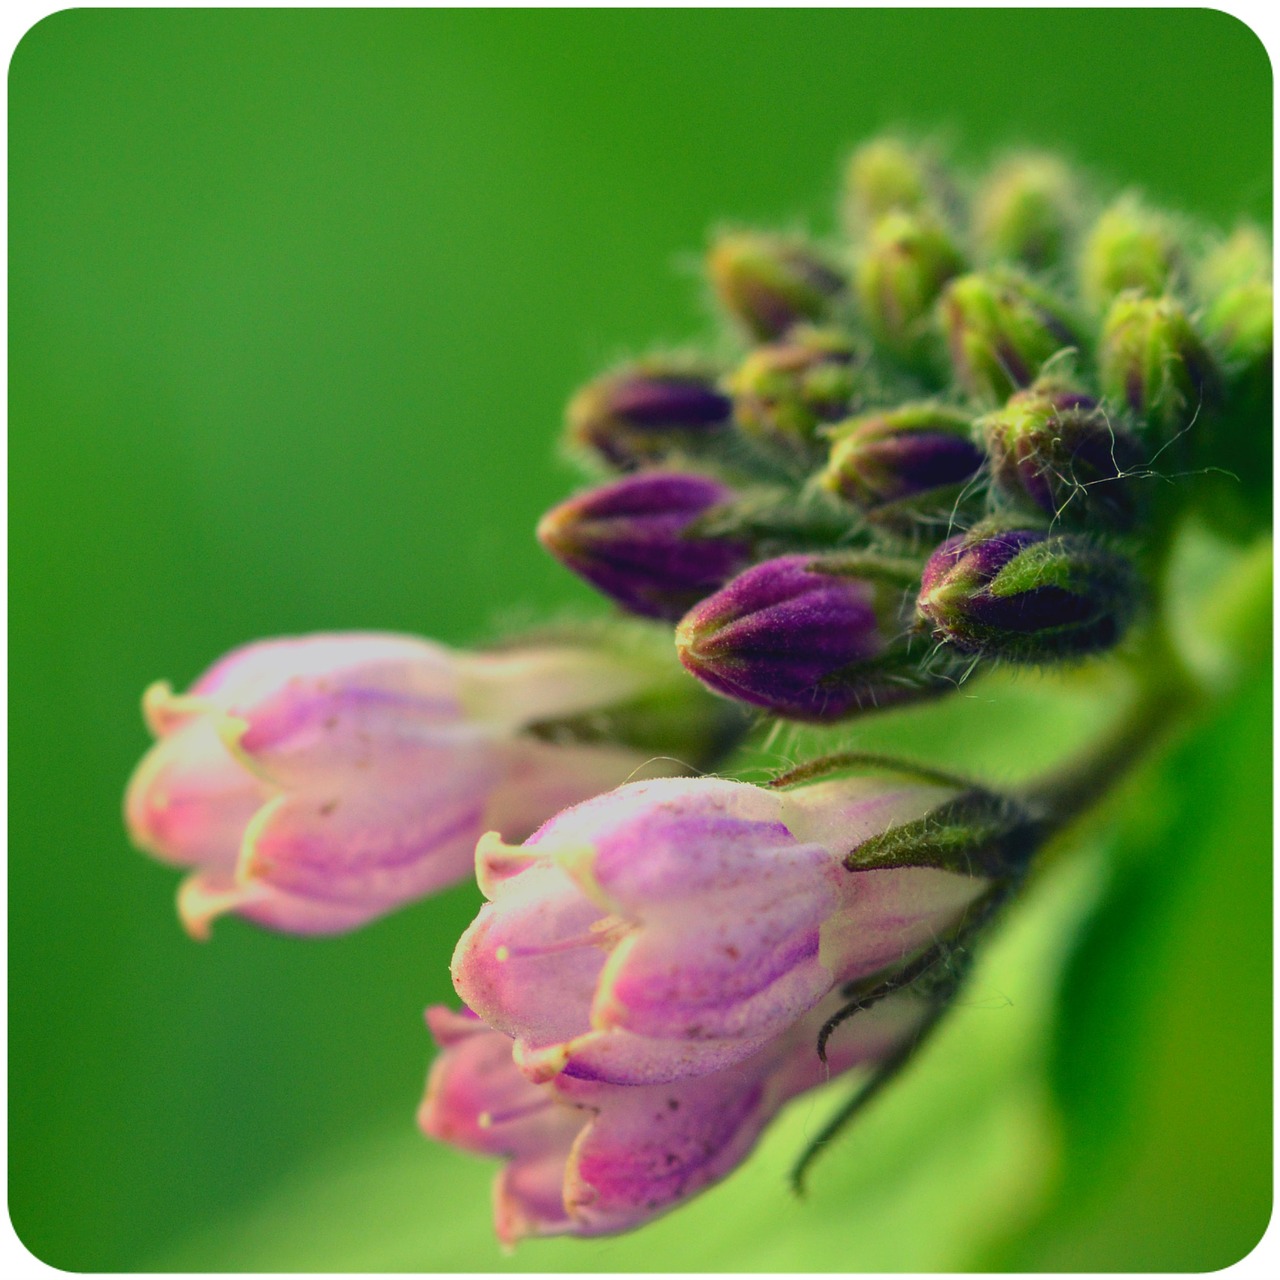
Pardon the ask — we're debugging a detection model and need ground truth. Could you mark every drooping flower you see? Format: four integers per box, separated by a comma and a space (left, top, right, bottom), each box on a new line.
124, 633, 695, 937
420, 984, 930, 1244
451, 773, 1008, 1087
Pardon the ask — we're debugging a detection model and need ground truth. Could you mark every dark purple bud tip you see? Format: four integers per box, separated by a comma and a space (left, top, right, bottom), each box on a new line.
708, 232, 847, 342
981, 384, 1144, 529
537, 472, 750, 621
566, 359, 733, 471
917, 527, 1138, 663
675, 554, 935, 722
821, 404, 985, 529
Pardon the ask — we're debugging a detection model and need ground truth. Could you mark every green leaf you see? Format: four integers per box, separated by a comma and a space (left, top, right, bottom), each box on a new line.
987, 661, 1272, 1270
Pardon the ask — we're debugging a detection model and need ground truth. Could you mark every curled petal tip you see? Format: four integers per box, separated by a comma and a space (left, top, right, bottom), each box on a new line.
475, 830, 541, 898
177, 872, 261, 941
141, 681, 221, 738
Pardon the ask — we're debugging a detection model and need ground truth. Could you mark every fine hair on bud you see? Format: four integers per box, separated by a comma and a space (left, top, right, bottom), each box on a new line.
564, 356, 733, 472
979, 380, 1144, 530
916, 526, 1139, 664
707, 230, 847, 342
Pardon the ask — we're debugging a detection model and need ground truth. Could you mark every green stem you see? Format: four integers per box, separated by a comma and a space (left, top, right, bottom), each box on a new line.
1020, 518, 1219, 839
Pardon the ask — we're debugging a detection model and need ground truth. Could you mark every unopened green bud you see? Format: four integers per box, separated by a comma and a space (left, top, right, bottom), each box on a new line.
979, 380, 1143, 530
1204, 278, 1273, 372
1193, 228, 1272, 533
708, 231, 846, 341
1080, 195, 1183, 311
843, 136, 942, 229
725, 327, 860, 462
1198, 228, 1273, 374
939, 270, 1079, 403
821, 403, 985, 531
1198, 225, 1272, 296
856, 212, 965, 362
973, 152, 1080, 270
1098, 294, 1221, 436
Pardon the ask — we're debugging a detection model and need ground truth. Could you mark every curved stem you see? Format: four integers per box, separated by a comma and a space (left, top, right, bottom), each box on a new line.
1021, 519, 1210, 837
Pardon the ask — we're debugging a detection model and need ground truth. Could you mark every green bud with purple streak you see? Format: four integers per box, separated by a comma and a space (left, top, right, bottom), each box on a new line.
856, 212, 966, 363
939, 270, 1079, 404
820, 403, 985, 532
1080, 196, 1184, 312
980, 380, 1143, 530
564, 357, 733, 472
973, 152, 1080, 271
725, 326, 861, 463
842, 135, 952, 231
1097, 293, 1221, 437
708, 231, 847, 341
917, 526, 1138, 664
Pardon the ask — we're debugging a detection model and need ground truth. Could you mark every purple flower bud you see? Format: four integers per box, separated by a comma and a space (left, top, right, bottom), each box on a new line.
420, 984, 930, 1243
450, 773, 989, 1091
980, 381, 1144, 529
124, 635, 685, 937
917, 528, 1138, 663
1097, 294, 1221, 437
565, 358, 733, 471
708, 231, 846, 341
939, 270, 1080, 403
855, 213, 965, 361
820, 404, 984, 530
675, 554, 938, 722
725, 327, 860, 460
537, 473, 751, 621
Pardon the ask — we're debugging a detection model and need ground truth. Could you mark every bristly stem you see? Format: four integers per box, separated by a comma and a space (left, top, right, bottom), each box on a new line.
1020, 525, 1206, 837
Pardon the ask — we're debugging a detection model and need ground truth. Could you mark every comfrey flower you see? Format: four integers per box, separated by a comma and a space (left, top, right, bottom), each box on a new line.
451, 774, 1010, 1086
124, 633, 699, 937
419, 986, 929, 1244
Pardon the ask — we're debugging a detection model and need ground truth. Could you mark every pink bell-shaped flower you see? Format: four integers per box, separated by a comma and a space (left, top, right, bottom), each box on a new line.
420, 987, 930, 1245
125, 633, 681, 937
451, 773, 996, 1086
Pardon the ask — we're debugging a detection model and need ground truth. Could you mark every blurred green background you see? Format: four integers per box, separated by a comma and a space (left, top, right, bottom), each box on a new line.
8, 8, 1271, 1271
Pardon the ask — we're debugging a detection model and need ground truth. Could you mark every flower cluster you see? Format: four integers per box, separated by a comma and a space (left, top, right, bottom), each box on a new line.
425, 770, 1032, 1240
123, 135, 1269, 1249
542, 138, 1269, 722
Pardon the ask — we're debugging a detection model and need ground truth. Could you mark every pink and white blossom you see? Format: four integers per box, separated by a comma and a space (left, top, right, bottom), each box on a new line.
451, 775, 988, 1086
125, 633, 671, 937
419, 989, 929, 1244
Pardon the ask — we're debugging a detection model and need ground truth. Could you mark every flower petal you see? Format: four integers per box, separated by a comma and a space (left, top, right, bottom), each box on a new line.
237, 759, 499, 923
124, 719, 269, 871
451, 863, 607, 1060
